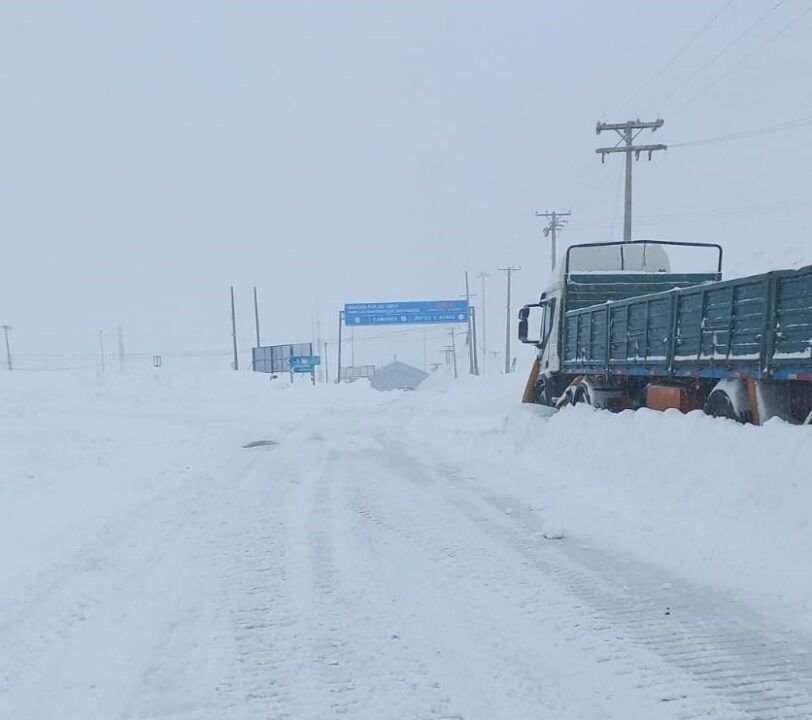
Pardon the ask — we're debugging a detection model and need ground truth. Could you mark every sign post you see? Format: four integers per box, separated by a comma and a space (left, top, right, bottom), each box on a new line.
336, 310, 344, 384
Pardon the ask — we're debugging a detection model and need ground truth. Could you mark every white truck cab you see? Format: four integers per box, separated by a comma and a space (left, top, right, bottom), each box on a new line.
520, 243, 673, 375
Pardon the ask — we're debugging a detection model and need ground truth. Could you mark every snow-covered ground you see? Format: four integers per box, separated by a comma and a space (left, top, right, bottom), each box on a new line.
1, 368, 811, 719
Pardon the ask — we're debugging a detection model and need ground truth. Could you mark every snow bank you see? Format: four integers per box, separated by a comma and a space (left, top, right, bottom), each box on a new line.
393, 373, 812, 634
0, 367, 322, 620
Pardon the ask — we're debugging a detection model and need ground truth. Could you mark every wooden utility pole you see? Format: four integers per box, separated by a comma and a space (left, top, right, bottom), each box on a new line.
464, 271, 475, 374
98, 330, 105, 375
462, 271, 480, 375
230, 286, 239, 371
449, 327, 458, 379
117, 325, 125, 372
477, 272, 489, 375
497, 266, 520, 374
350, 327, 355, 367
2, 325, 11, 370
535, 210, 571, 271
596, 119, 667, 241
253, 286, 261, 347
315, 317, 323, 383
442, 345, 453, 368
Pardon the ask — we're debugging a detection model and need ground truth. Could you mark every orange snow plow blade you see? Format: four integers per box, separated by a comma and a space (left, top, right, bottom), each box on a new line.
522, 357, 540, 404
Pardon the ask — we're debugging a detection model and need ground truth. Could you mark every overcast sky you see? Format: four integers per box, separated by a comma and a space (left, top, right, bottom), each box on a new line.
2, 1, 810, 370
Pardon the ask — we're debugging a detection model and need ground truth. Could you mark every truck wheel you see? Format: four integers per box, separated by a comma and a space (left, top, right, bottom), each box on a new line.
704, 389, 740, 422
571, 384, 592, 407
704, 379, 751, 423
532, 376, 555, 406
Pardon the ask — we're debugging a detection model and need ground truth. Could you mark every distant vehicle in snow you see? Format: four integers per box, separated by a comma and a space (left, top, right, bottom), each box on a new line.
518, 240, 812, 424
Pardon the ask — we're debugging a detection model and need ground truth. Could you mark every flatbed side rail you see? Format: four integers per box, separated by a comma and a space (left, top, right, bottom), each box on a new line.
561, 264, 812, 382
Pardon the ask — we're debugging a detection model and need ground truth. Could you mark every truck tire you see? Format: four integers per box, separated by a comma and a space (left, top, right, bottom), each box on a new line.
532, 376, 556, 406
704, 379, 750, 423
571, 384, 592, 407
704, 389, 747, 423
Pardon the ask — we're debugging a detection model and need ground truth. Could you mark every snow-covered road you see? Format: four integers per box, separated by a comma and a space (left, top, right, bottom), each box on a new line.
1, 371, 811, 719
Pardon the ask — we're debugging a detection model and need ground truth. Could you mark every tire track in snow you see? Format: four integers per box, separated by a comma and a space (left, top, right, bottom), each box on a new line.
339, 450, 676, 718
298, 445, 465, 719
398, 431, 812, 720
341, 434, 768, 719
471, 492, 812, 720
0, 452, 263, 720
213, 446, 308, 720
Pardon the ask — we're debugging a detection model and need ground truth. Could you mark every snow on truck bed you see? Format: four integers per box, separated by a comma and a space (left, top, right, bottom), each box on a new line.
0, 368, 810, 719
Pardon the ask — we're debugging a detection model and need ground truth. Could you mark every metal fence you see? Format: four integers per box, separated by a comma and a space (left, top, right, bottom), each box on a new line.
252, 343, 313, 373
340, 364, 376, 381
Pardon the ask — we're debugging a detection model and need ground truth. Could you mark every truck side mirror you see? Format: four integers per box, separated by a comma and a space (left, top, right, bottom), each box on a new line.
518, 309, 529, 343
518, 304, 541, 344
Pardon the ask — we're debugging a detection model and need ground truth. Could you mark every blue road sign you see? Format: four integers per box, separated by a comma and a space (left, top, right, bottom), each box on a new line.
344, 300, 469, 326
290, 365, 315, 374
288, 355, 321, 367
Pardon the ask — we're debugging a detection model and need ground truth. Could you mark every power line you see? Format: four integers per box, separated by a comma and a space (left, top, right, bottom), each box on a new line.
669, 3, 812, 115
648, 0, 786, 113
671, 113, 812, 147
614, 0, 736, 114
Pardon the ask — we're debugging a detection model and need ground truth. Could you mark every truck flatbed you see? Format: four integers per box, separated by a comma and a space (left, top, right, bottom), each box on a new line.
562, 264, 812, 381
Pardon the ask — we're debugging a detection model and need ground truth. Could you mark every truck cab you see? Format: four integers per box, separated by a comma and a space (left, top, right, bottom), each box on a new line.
519, 240, 723, 407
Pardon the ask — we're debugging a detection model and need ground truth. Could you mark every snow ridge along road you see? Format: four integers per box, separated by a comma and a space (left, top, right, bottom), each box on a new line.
0, 371, 810, 719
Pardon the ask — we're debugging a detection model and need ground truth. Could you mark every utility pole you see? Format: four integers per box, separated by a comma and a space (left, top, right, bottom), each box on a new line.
464, 271, 474, 375
98, 330, 105, 375
117, 325, 125, 373
253, 286, 261, 347
470, 306, 479, 375
535, 210, 571, 271
324, 341, 329, 383
230, 285, 239, 371
448, 328, 458, 379
441, 345, 453, 368
462, 271, 480, 375
596, 119, 667, 241
497, 266, 520, 374
350, 327, 355, 367
2, 325, 11, 371
477, 272, 489, 375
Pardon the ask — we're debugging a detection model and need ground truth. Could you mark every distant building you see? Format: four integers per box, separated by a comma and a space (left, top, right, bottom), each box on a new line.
369, 360, 429, 392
